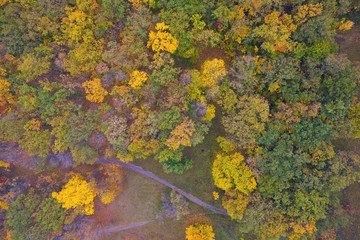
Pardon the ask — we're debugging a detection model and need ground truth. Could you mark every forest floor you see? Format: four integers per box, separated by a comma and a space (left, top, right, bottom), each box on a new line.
335, 23, 360, 240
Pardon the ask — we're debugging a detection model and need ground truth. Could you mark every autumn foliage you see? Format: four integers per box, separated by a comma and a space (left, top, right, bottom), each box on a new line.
52, 174, 97, 215
185, 223, 215, 240
129, 70, 148, 89
82, 78, 108, 103
0, 0, 359, 238
165, 117, 196, 150
147, 22, 179, 56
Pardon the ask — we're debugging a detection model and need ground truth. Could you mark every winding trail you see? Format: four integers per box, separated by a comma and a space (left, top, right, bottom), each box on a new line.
96, 157, 229, 216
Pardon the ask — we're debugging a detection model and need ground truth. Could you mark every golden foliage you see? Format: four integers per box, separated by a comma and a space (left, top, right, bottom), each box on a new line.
128, 0, 155, 8
310, 142, 335, 165
229, 6, 251, 44
129, 71, 148, 90
165, 117, 196, 150
222, 190, 250, 220
254, 11, 297, 53
23, 119, 41, 132
0, 0, 11, 6
288, 220, 317, 240
0, 201, 9, 210
128, 138, 161, 157
201, 103, 216, 121
185, 223, 215, 240
0, 160, 10, 168
0, 195, 9, 210
256, 211, 287, 240
0, 78, 14, 113
216, 136, 235, 153
349, 102, 360, 138
60, 8, 95, 46
76, 0, 99, 11
82, 78, 108, 103
338, 20, 354, 31
212, 152, 257, 195
52, 174, 97, 215
200, 58, 226, 88
294, 3, 323, 24
147, 22, 179, 56
212, 191, 219, 200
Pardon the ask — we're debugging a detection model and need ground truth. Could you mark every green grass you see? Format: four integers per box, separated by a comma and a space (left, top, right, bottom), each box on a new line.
102, 171, 186, 240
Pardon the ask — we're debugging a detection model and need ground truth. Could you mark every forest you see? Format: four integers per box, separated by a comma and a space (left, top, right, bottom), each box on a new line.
1, 0, 360, 239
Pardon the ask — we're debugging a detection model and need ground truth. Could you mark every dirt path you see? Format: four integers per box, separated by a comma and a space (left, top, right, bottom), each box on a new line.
97, 157, 229, 216
90, 220, 157, 237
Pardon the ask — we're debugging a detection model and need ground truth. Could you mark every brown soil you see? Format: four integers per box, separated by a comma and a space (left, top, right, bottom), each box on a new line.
196, 47, 229, 69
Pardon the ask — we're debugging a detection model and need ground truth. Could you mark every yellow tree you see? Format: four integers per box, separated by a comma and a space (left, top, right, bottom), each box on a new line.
201, 103, 216, 121
294, 3, 323, 25
224, 6, 251, 44
82, 78, 108, 103
287, 220, 317, 240
0, 77, 14, 114
52, 174, 97, 215
254, 11, 297, 53
57, 0, 109, 76
185, 223, 215, 240
128, 70, 148, 89
59, 7, 96, 47
200, 58, 226, 88
222, 190, 250, 220
212, 150, 257, 219
212, 152, 256, 195
165, 117, 195, 150
128, 0, 155, 9
147, 22, 179, 57
338, 20, 354, 31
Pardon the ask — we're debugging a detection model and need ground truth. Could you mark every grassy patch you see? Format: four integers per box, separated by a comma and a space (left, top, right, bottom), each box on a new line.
102, 170, 186, 240
336, 25, 360, 63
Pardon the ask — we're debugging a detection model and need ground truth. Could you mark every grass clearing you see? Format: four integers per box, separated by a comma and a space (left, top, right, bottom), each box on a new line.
102, 170, 185, 240
334, 23, 360, 239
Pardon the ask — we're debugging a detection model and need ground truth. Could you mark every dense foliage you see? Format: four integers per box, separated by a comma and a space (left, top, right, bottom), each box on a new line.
1, 0, 360, 239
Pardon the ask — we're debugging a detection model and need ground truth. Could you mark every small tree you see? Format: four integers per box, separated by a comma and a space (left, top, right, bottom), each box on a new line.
185, 223, 215, 240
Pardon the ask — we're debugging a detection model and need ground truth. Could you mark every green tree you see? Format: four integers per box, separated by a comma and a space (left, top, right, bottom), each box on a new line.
219, 90, 269, 149
5, 191, 66, 240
